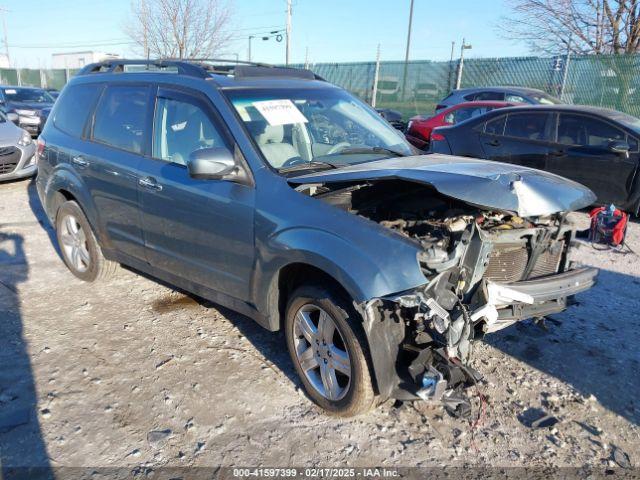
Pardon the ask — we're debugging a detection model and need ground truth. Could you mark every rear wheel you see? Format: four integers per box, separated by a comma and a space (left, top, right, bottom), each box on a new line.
55, 200, 118, 282
285, 284, 376, 416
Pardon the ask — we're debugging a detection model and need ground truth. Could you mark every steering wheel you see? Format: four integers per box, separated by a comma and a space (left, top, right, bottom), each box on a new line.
326, 141, 351, 155
281, 156, 307, 168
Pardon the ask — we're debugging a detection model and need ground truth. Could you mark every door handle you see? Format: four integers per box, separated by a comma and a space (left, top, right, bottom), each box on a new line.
487, 139, 501, 147
549, 149, 566, 156
138, 176, 163, 191
72, 155, 89, 167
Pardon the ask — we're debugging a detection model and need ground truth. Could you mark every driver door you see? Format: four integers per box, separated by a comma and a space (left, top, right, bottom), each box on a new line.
136, 86, 255, 301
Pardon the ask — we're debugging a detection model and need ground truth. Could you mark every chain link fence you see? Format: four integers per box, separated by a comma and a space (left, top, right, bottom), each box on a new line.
0, 68, 78, 91
2, 55, 640, 119
298, 54, 640, 119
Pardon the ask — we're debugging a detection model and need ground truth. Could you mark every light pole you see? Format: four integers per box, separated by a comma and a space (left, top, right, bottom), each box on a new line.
248, 35, 254, 62
285, 0, 292, 65
455, 38, 472, 90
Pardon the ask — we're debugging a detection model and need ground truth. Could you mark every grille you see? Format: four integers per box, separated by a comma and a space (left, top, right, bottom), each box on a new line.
0, 146, 21, 175
484, 243, 529, 283
0, 146, 17, 156
529, 240, 564, 279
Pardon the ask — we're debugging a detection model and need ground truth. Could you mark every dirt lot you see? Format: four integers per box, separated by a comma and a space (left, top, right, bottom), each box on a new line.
0, 178, 639, 472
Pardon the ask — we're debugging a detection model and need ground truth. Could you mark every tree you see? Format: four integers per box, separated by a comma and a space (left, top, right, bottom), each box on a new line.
125, 0, 234, 59
501, 0, 640, 54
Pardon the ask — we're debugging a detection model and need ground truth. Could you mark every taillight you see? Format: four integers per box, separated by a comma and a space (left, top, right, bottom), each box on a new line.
431, 132, 446, 142
37, 138, 45, 156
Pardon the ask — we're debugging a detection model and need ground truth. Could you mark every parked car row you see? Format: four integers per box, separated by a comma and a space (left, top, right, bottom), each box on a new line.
0, 85, 57, 181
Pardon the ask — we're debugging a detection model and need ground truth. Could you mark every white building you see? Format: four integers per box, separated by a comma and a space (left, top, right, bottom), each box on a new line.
51, 51, 120, 69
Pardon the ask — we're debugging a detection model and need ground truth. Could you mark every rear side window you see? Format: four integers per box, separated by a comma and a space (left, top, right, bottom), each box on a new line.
53, 84, 102, 138
484, 115, 506, 135
474, 91, 505, 101
558, 114, 626, 148
92, 85, 149, 154
504, 112, 553, 141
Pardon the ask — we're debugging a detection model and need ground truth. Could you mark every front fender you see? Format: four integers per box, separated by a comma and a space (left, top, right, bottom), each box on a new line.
253, 226, 427, 322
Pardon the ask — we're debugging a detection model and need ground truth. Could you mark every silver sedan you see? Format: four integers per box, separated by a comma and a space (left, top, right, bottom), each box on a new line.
0, 110, 37, 182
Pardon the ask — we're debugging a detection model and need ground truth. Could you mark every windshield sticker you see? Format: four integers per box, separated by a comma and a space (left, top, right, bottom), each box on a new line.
253, 99, 308, 126
5, 89, 16, 95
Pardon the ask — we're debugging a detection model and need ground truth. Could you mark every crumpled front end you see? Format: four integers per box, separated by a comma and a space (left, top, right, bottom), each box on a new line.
305, 178, 598, 414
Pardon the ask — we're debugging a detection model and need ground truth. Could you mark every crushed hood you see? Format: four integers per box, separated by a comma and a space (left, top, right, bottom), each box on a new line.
288, 154, 597, 217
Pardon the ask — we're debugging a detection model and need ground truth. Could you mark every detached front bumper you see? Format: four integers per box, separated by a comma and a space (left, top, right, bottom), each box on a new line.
477, 267, 598, 333
18, 115, 42, 136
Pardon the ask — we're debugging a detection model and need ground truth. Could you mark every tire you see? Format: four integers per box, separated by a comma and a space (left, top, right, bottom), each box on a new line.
55, 200, 118, 282
285, 284, 376, 416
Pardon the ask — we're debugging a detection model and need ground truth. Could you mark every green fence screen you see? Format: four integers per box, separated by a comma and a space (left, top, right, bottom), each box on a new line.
2, 55, 640, 119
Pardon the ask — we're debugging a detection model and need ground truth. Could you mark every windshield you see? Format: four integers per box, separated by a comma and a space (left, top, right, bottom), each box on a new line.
532, 93, 561, 105
226, 88, 413, 171
3, 87, 54, 104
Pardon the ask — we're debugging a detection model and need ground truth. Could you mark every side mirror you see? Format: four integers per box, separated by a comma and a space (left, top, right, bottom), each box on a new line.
7, 112, 18, 124
187, 147, 238, 180
609, 140, 630, 155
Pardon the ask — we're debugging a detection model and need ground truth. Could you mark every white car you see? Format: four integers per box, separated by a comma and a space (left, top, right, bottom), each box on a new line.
0, 110, 37, 181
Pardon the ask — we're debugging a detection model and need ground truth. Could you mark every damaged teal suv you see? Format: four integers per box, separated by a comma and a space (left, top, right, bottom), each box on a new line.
36, 60, 598, 416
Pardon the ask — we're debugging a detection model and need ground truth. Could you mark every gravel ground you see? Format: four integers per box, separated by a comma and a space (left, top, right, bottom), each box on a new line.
0, 178, 639, 472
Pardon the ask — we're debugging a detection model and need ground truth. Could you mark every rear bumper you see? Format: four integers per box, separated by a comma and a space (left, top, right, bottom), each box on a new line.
479, 267, 598, 332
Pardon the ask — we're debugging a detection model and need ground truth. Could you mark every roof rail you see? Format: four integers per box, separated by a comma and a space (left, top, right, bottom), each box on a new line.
77, 58, 324, 81
77, 59, 210, 78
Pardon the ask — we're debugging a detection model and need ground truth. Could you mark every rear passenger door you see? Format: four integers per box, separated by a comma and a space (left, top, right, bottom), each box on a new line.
83, 83, 153, 261
137, 86, 255, 302
479, 112, 555, 170
547, 113, 639, 204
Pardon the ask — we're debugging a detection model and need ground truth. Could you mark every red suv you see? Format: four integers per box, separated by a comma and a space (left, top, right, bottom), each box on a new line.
406, 101, 516, 149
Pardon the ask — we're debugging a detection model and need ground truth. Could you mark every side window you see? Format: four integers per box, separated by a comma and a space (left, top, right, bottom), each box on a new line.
504, 113, 553, 141
452, 107, 486, 124
475, 91, 505, 101
557, 114, 625, 148
484, 115, 506, 135
152, 95, 228, 165
53, 84, 102, 138
92, 85, 149, 154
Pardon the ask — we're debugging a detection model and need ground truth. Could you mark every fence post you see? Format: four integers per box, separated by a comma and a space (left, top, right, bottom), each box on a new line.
371, 44, 381, 108
559, 35, 572, 101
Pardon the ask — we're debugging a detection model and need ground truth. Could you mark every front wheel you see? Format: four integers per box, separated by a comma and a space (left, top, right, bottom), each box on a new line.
285, 284, 376, 416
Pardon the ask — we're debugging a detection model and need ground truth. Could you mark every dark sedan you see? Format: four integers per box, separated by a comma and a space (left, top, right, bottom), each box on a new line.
0, 86, 55, 136
430, 105, 640, 213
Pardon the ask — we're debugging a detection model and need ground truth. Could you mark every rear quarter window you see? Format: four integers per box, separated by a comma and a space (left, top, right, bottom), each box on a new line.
53, 83, 103, 138
92, 85, 149, 154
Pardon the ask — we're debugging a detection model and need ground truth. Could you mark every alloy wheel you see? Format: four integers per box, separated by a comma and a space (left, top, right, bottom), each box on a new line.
59, 214, 91, 273
293, 304, 351, 401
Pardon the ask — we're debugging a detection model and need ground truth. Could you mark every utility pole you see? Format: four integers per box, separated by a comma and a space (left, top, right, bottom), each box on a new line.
372, 44, 381, 108
304, 46, 309, 69
455, 38, 472, 90
285, 0, 292, 65
401, 0, 415, 100
0, 7, 10, 67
